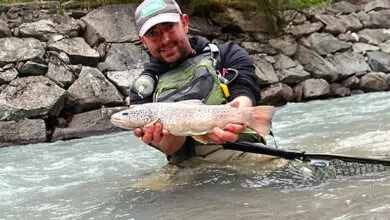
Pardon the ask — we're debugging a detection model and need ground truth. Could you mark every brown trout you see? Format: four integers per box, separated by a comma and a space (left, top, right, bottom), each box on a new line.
110, 100, 275, 137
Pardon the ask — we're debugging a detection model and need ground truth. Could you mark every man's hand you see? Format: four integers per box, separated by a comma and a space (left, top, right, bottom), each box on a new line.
133, 123, 186, 155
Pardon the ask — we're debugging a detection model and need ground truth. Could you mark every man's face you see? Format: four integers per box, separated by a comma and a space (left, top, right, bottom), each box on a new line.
139, 15, 190, 64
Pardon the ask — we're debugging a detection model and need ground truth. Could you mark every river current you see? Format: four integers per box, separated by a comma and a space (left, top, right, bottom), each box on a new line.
1, 92, 390, 220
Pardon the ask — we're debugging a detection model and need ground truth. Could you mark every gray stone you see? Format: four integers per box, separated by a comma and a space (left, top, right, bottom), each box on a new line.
274, 54, 297, 70
0, 37, 45, 65
285, 22, 323, 37
276, 65, 311, 84
332, 52, 371, 78
97, 43, 149, 72
241, 42, 278, 55
296, 45, 340, 82
252, 55, 279, 85
0, 18, 11, 37
81, 4, 139, 46
300, 78, 331, 100
269, 35, 298, 56
67, 66, 124, 113
259, 83, 294, 106
0, 76, 66, 121
352, 42, 380, 54
51, 107, 126, 141
339, 13, 363, 32
379, 40, 390, 53
46, 63, 77, 88
341, 75, 360, 89
314, 14, 346, 34
0, 119, 46, 147
364, 0, 390, 12
359, 72, 389, 91
189, 16, 221, 38
369, 10, 390, 29
47, 37, 100, 66
328, 1, 361, 14
106, 69, 142, 96
338, 32, 359, 43
308, 32, 352, 55
19, 18, 80, 41
358, 29, 390, 45
330, 83, 351, 97
357, 11, 373, 28
0, 67, 18, 84
19, 60, 48, 76
366, 51, 390, 72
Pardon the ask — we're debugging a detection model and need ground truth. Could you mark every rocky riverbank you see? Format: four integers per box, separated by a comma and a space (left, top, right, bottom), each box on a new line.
0, 0, 389, 147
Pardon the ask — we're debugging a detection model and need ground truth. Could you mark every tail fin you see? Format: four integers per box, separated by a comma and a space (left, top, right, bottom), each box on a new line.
247, 105, 276, 136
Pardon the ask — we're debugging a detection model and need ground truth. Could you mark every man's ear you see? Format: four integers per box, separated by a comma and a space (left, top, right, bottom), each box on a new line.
181, 14, 189, 33
139, 36, 147, 49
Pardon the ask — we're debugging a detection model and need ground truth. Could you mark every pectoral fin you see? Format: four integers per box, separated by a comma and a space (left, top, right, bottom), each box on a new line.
145, 118, 160, 127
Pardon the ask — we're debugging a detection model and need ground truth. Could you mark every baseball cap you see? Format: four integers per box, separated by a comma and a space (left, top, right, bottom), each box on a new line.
135, 0, 183, 37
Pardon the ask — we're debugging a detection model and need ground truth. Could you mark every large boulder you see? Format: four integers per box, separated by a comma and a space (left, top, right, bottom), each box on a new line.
359, 72, 389, 91
51, 107, 126, 141
0, 37, 45, 65
47, 37, 100, 66
307, 32, 352, 55
18, 18, 81, 41
81, 4, 139, 46
0, 76, 66, 121
0, 119, 46, 147
366, 51, 390, 72
332, 52, 371, 78
67, 66, 124, 113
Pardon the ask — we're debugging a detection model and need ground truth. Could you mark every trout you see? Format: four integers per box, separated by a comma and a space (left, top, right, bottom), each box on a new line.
110, 100, 275, 137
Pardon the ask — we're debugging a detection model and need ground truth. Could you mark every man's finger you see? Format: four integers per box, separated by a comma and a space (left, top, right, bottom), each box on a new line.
224, 124, 246, 133
133, 128, 143, 138
142, 125, 155, 144
153, 123, 163, 143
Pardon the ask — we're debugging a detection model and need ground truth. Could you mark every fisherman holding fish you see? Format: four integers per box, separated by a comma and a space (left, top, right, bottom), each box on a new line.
111, 0, 276, 166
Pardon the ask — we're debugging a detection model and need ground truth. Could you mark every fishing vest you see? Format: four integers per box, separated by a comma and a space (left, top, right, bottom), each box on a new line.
152, 44, 265, 144
153, 44, 225, 105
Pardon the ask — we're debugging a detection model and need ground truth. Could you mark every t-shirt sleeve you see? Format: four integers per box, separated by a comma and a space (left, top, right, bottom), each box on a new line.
219, 42, 261, 106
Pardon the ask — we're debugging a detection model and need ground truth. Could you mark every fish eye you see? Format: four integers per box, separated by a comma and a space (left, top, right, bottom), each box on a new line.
122, 112, 128, 116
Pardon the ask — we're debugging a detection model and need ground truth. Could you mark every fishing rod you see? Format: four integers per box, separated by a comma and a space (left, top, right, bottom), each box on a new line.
223, 141, 390, 166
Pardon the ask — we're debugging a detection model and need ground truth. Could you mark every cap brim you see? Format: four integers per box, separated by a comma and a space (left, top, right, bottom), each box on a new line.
139, 13, 181, 37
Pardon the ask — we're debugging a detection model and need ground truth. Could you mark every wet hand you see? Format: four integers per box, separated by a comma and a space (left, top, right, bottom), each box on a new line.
204, 123, 246, 144
133, 123, 186, 155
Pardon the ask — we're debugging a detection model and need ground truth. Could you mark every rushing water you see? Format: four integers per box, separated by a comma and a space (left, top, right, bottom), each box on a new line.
1, 92, 390, 220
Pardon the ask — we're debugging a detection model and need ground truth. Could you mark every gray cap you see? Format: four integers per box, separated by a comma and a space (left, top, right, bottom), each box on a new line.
135, 0, 182, 37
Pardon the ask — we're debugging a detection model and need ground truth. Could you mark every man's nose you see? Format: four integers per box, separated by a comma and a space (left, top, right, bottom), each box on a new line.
160, 30, 170, 44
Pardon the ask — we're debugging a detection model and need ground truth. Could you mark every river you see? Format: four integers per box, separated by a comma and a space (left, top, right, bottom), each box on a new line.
1, 92, 390, 220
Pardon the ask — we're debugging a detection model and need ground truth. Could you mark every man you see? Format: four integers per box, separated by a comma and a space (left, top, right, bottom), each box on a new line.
131, 0, 265, 165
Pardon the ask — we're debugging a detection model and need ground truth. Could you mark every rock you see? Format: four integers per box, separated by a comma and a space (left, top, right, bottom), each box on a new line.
19, 18, 81, 41
0, 119, 46, 147
106, 69, 142, 96
363, 0, 390, 12
47, 37, 100, 66
269, 35, 298, 56
66, 66, 124, 113
341, 75, 360, 89
300, 78, 331, 100
19, 60, 48, 76
274, 54, 310, 84
366, 51, 390, 72
0, 37, 45, 65
189, 16, 222, 38
338, 32, 359, 42
252, 55, 279, 85
51, 107, 126, 141
97, 43, 149, 72
241, 42, 278, 55
259, 83, 294, 106
313, 14, 346, 34
359, 72, 389, 91
210, 8, 272, 33
0, 76, 66, 121
46, 63, 78, 88
358, 29, 390, 45
369, 10, 390, 29
285, 22, 323, 37
379, 40, 390, 53
308, 32, 352, 55
81, 4, 139, 46
0, 18, 11, 37
296, 45, 340, 82
0, 67, 18, 84
331, 52, 371, 78
330, 83, 351, 97
352, 42, 380, 54
328, 1, 361, 14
